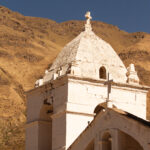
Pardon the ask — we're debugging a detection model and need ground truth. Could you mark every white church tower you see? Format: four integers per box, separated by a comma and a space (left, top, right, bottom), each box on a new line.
26, 12, 148, 150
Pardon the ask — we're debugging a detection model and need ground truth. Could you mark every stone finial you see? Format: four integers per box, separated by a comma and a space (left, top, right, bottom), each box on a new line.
35, 79, 43, 87
70, 61, 81, 76
127, 64, 139, 85
85, 11, 92, 32
45, 70, 49, 74
53, 73, 58, 80
128, 64, 135, 72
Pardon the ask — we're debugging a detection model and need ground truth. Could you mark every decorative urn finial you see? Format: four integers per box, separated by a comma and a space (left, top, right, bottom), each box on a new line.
126, 63, 139, 85
85, 11, 92, 32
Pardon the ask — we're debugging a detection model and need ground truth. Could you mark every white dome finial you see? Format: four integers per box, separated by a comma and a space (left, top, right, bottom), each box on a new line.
85, 11, 92, 32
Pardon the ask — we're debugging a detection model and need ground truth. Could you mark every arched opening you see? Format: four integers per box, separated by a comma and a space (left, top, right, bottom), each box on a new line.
99, 66, 106, 79
118, 130, 144, 150
102, 132, 112, 150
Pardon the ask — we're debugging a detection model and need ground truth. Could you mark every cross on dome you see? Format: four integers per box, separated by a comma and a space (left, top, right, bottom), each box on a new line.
85, 11, 92, 32
85, 11, 92, 23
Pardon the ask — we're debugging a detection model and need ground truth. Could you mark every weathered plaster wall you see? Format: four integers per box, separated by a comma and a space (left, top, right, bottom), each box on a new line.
111, 86, 147, 119
66, 113, 93, 149
51, 82, 94, 150
27, 89, 46, 122
52, 114, 66, 150
26, 87, 52, 150
68, 78, 147, 119
39, 121, 52, 150
26, 123, 39, 150
52, 83, 68, 113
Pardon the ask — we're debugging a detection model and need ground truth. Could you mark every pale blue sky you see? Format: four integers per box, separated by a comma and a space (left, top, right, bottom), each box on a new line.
0, 0, 150, 33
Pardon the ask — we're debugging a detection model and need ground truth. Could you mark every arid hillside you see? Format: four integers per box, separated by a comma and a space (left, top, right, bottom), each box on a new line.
0, 6, 150, 150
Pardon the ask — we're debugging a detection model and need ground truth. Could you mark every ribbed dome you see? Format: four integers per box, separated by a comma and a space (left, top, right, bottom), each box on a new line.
43, 13, 127, 84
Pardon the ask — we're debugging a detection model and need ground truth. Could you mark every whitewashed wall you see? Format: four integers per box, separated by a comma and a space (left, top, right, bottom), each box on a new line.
68, 78, 147, 119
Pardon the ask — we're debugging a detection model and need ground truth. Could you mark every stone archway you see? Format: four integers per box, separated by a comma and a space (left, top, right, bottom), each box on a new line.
99, 129, 143, 150
117, 130, 143, 150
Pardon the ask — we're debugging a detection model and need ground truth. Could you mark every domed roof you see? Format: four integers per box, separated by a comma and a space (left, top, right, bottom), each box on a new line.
43, 12, 127, 84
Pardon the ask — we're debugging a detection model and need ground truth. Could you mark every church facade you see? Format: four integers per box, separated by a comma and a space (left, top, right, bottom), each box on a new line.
26, 12, 150, 150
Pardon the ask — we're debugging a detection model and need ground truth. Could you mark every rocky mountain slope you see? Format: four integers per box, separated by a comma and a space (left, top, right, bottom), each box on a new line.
0, 6, 150, 150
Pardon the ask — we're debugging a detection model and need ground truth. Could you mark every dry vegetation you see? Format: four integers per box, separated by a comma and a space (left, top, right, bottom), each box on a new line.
0, 6, 150, 150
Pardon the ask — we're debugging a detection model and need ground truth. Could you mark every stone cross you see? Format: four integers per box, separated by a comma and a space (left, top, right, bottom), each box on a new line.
85, 11, 92, 31
104, 73, 113, 101
85, 11, 92, 24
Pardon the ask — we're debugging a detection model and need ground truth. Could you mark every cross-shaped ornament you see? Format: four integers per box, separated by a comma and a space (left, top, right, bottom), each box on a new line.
104, 73, 113, 102
85, 11, 92, 25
